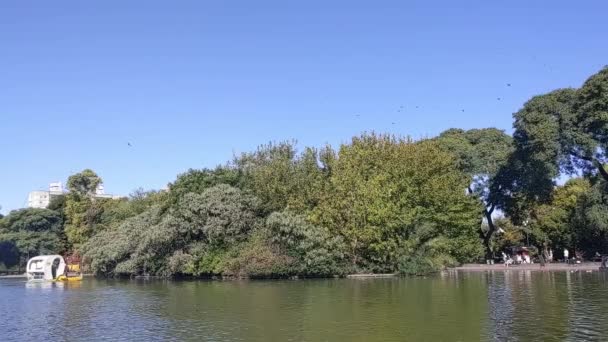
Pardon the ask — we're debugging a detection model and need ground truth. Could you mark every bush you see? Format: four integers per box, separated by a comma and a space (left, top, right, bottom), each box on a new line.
266, 211, 348, 276
221, 234, 294, 278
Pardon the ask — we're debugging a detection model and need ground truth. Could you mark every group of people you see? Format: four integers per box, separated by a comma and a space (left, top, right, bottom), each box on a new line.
502, 248, 575, 267
502, 252, 532, 267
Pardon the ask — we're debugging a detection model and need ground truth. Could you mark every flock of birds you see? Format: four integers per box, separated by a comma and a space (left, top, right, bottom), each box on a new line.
355, 82, 513, 125
124, 82, 517, 146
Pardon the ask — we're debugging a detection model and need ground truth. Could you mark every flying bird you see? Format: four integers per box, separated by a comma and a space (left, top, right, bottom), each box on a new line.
507, 83, 511, 87
497, 97, 501, 101
461, 109, 465, 112
127, 142, 132, 147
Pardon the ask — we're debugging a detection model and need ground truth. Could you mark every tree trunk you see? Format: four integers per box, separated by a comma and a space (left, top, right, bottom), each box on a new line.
482, 207, 497, 262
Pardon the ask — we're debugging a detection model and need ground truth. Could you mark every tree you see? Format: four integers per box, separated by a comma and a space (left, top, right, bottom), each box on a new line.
82, 185, 263, 277
574, 66, 608, 182
436, 128, 513, 261
64, 196, 105, 249
47, 194, 67, 212
0, 208, 67, 266
67, 169, 102, 197
265, 211, 347, 275
527, 178, 590, 253
506, 67, 608, 207
311, 134, 482, 272
1, 208, 63, 234
0, 240, 19, 269
167, 166, 242, 207
64, 170, 107, 249
235, 141, 333, 214
572, 178, 608, 256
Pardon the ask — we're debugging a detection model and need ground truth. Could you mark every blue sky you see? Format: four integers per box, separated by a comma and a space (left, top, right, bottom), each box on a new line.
1, 0, 607, 214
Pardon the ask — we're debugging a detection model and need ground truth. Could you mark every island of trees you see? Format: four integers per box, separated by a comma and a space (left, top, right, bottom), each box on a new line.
1, 67, 607, 278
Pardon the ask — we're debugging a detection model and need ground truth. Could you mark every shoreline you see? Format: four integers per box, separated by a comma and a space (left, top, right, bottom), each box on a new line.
452, 262, 602, 272
4, 265, 605, 281
0, 274, 27, 279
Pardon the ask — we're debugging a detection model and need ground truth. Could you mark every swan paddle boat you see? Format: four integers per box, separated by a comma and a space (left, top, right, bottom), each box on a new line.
26, 255, 83, 282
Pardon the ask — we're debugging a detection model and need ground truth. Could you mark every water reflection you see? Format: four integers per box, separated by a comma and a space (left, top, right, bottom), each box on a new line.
1, 272, 608, 341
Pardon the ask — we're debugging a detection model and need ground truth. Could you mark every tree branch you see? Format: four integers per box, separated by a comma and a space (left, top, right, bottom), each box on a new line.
571, 151, 608, 182
487, 204, 495, 215
595, 160, 608, 182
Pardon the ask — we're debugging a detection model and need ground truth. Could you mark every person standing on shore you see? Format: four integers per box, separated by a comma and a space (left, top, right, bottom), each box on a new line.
564, 248, 569, 263
539, 253, 546, 268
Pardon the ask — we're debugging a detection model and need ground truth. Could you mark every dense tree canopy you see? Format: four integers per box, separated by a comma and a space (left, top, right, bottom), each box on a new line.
311, 134, 482, 272
67, 169, 102, 197
436, 128, 513, 260
575, 67, 608, 181
505, 67, 608, 208
0, 208, 66, 268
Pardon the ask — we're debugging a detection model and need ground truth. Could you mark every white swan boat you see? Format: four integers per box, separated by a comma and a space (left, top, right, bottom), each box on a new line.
26, 255, 67, 282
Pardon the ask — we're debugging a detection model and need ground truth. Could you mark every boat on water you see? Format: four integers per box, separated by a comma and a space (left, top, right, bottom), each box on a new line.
26, 255, 83, 282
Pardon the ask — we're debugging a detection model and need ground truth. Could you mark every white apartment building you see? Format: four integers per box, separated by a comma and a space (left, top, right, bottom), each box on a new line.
27, 182, 121, 209
27, 182, 66, 208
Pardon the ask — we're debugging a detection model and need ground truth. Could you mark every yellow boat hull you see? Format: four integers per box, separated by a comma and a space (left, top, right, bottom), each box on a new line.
55, 275, 83, 282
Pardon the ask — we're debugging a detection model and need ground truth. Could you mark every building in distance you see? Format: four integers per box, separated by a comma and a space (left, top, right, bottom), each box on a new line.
27, 182, 121, 209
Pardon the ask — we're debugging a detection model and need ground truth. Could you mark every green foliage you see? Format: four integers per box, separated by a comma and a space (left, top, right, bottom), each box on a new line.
572, 179, 608, 256
67, 169, 102, 197
504, 88, 578, 209
266, 211, 348, 276
82, 207, 162, 275
528, 178, 590, 250
82, 185, 263, 277
437, 128, 513, 178
64, 196, 103, 248
220, 232, 295, 278
236, 141, 332, 213
503, 67, 608, 219
492, 218, 525, 252
575, 66, 608, 178
436, 128, 513, 258
0, 208, 67, 267
63, 170, 107, 249
398, 243, 457, 276
311, 134, 481, 272
47, 194, 67, 212
167, 167, 242, 207
1, 208, 63, 234
0, 240, 20, 269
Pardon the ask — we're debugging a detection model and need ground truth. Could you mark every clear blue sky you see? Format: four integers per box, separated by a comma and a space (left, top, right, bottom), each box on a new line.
1, 0, 607, 214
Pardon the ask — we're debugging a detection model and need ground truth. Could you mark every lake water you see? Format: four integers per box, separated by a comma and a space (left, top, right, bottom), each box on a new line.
1, 271, 608, 341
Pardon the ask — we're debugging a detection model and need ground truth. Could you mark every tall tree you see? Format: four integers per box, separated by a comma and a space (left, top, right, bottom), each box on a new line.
506, 67, 608, 206
312, 134, 481, 271
574, 66, 608, 181
67, 169, 102, 197
572, 178, 608, 255
436, 128, 513, 261
64, 170, 104, 248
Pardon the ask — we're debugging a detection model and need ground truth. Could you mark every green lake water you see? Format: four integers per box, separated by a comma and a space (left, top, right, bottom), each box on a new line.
2, 271, 608, 341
